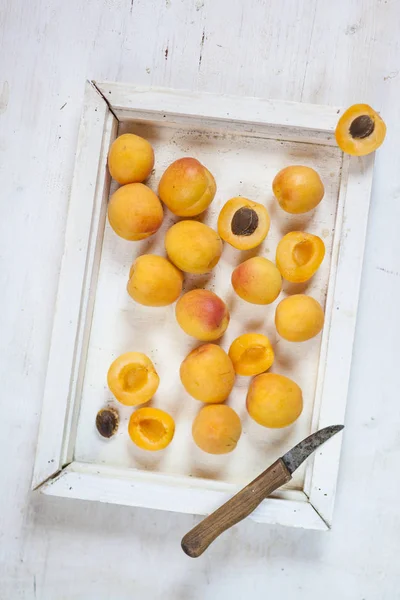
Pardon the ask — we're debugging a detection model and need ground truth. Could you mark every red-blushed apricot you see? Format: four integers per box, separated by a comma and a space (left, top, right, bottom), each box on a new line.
108, 133, 154, 184
273, 166, 324, 214
128, 407, 175, 451
108, 183, 163, 241
176, 289, 229, 341
246, 373, 303, 428
335, 104, 386, 156
192, 405, 242, 454
95, 407, 119, 438
158, 158, 216, 216
107, 352, 159, 406
180, 344, 235, 403
127, 255, 183, 306
228, 333, 274, 376
231, 257, 282, 305
165, 220, 223, 274
218, 197, 270, 250
276, 231, 325, 283
275, 294, 324, 342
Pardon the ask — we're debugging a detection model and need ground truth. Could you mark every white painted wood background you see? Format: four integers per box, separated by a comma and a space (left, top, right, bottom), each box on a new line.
0, 0, 399, 598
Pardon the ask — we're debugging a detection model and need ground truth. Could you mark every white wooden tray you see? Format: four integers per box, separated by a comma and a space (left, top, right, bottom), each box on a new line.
32, 81, 374, 530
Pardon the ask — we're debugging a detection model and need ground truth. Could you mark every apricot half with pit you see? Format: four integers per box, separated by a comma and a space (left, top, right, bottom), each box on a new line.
276, 231, 325, 283
127, 255, 183, 307
231, 256, 282, 304
165, 220, 222, 274
108, 133, 154, 185
107, 352, 159, 406
218, 197, 270, 250
128, 407, 175, 451
192, 405, 242, 454
228, 333, 274, 376
180, 344, 235, 403
176, 289, 230, 341
275, 294, 324, 342
273, 166, 324, 214
247, 373, 303, 428
335, 104, 386, 156
108, 183, 163, 241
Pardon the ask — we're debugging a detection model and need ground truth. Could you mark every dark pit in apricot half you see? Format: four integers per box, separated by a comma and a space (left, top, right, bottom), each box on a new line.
96, 407, 120, 438
218, 197, 270, 250
335, 104, 386, 156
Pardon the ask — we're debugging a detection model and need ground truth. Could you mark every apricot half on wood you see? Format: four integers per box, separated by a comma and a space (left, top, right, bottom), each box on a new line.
107, 352, 159, 406
218, 197, 270, 250
128, 407, 175, 451
127, 255, 183, 307
176, 289, 230, 341
273, 166, 324, 214
165, 220, 222, 274
158, 158, 216, 217
108, 133, 154, 185
275, 294, 324, 342
229, 333, 274, 376
180, 344, 235, 403
108, 183, 163, 241
192, 405, 242, 454
335, 104, 386, 156
231, 256, 282, 304
276, 231, 325, 283
247, 373, 303, 428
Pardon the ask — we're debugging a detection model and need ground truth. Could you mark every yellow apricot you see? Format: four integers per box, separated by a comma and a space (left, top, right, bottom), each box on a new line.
108, 183, 163, 241
180, 344, 235, 403
246, 373, 303, 428
231, 257, 282, 305
335, 104, 386, 156
128, 407, 175, 451
275, 294, 324, 342
165, 220, 222, 274
108, 133, 154, 185
218, 197, 270, 250
273, 166, 324, 214
176, 289, 230, 341
107, 352, 159, 406
228, 333, 274, 376
276, 231, 325, 283
127, 255, 183, 307
192, 405, 242, 454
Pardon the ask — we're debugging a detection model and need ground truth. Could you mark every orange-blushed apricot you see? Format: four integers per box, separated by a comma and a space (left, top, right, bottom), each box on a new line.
180, 344, 235, 404
275, 294, 324, 342
128, 407, 175, 451
247, 373, 303, 428
165, 220, 222, 274
108, 133, 154, 185
108, 183, 163, 241
107, 352, 159, 406
335, 104, 386, 156
127, 255, 183, 306
218, 197, 270, 250
96, 407, 119, 438
176, 289, 230, 341
276, 231, 325, 283
228, 333, 274, 376
231, 257, 282, 305
192, 405, 242, 454
273, 166, 324, 214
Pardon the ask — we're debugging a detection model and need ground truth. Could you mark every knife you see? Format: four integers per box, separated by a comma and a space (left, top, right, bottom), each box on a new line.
181, 424, 343, 557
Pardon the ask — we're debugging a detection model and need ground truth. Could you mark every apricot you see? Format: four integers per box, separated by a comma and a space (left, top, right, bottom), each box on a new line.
107, 352, 159, 406
273, 166, 324, 214
158, 158, 216, 217
108, 133, 154, 185
228, 333, 274, 376
335, 104, 386, 156
231, 257, 282, 305
275, 294, 324, 342
165, 220, 222, 274
127, 255, 183, 307
247, 373, 303, 428
108, 183, 163, 241
276, 231, 325, 283
218, 197, 270, 250
192, 405, 242, 454
180, 344, 235, 403
128, 407, 175, 451
176, 289, 229, 341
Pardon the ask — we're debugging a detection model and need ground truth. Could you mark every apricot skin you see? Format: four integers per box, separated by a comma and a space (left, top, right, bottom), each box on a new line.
158, 158, 216, 217
247, 373, 303, 428
276, 231, 325, 283
107, 352, 159, 406
108, 133, 154, 185
218, 197, 270, 250
192, 405, 242, 454
176, 289, 230, 341
127, 255, 183, 307
180, 344, 235, 404
275, 294, 324, 342
228, 333, 274, 376
273, 166, 324, 214
165, 220, 222, 274
128, 407, 175, 451
108, 183, 163, 241
231, 257, 282, 305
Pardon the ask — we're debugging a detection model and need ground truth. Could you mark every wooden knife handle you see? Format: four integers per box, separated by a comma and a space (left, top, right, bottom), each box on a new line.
181, 459, 291, 558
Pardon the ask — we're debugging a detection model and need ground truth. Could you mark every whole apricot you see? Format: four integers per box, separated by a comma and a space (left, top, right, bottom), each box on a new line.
275, 294, 324, 342
108, 133, 154, 184
158, 157, 216, 217
273, 166, 324, 214
192, 405, 242, 454
176, 289, 230, 341
180, 344, 235, 403
108, 183, 163, 241
127, 255, 183, 307
276, 231, 325, 283
165, 220, 222, 274
231, 257, 282, 305
218, 197, 270, 250
335, 104, 386, 156
128, 407, 175, 451
228, 333, 274, 376
107, 352, 159, 406
247, 373, 303, 428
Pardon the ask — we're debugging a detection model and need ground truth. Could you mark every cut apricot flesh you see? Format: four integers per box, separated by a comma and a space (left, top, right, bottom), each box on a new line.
107, 352, 159, 406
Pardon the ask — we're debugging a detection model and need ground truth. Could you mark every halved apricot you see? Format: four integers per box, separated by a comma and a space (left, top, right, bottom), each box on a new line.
335, 104, 386, 156
127, 255, 183, 307
273, 166, 324, 214
228, 333, 274, 376
247, 373, 303, 428
180, 344, 235, 403
192, 405, 242, 454
128, 407, 175, 451
276, 231, 325, 283
275, 294, 324, 342
107, 352, 160, 406
176, 289, 230, 341
231, 256, 282, 304
108, 133, 154, 185
218, 197, 270, 250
